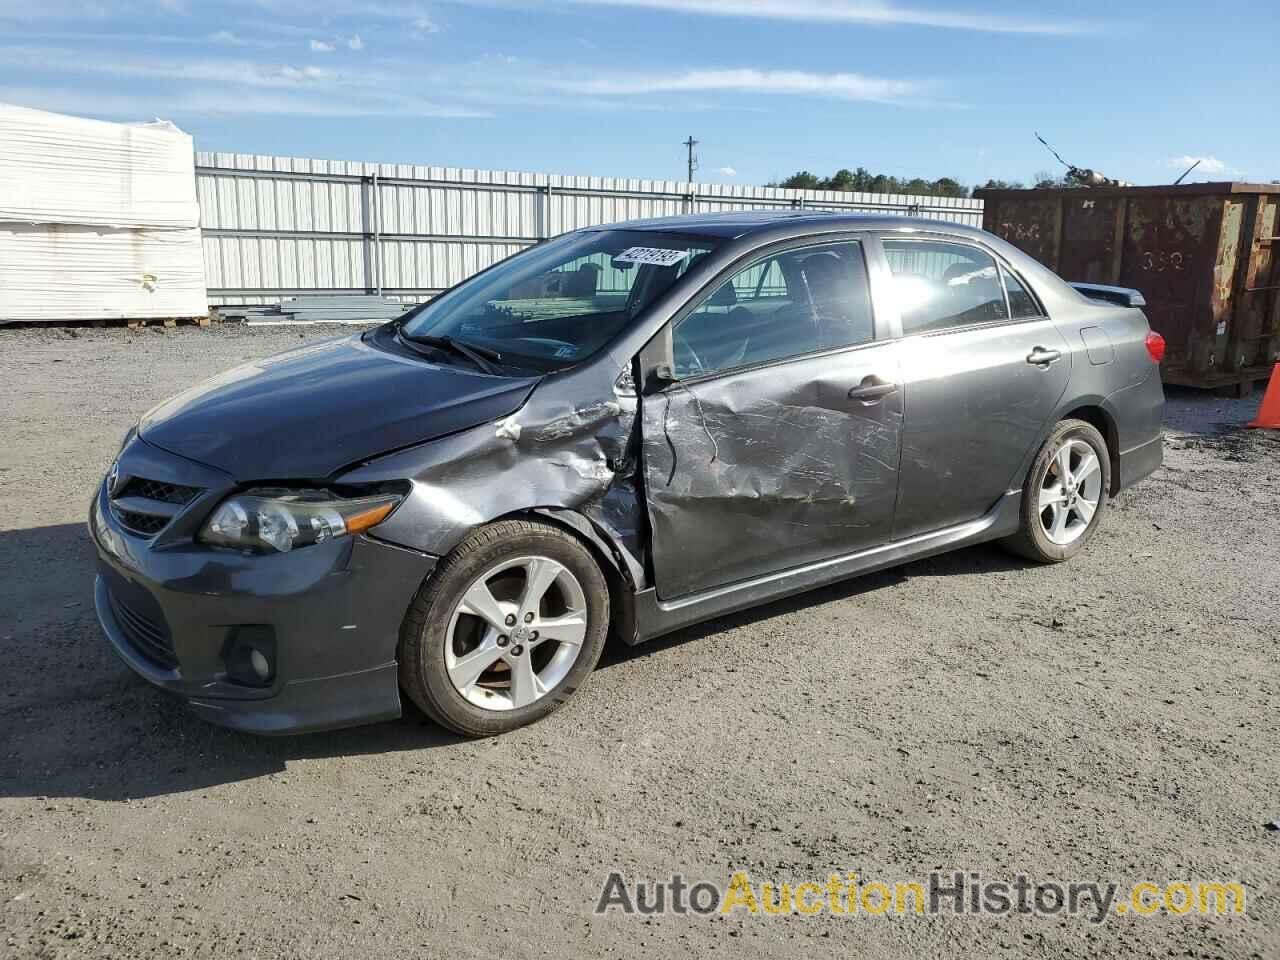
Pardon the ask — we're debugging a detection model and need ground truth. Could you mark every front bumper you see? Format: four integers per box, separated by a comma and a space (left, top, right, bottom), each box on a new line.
88, 444, 437, 735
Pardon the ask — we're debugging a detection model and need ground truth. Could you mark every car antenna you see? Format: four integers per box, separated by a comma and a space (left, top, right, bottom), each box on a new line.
1173, 158, 1202, 185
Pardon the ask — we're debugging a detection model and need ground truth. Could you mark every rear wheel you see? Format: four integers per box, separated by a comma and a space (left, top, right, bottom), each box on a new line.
399, 519, 610, 737
1003, 418, 1110, 563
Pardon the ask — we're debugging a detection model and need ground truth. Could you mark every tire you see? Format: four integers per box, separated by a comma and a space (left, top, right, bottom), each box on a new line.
399, 518, 610, 737
1002, 418, 1111, 564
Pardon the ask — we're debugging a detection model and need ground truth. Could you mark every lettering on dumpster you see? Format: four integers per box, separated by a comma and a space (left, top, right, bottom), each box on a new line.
1141, 250, 1186, 273
999, 221, 1042, 243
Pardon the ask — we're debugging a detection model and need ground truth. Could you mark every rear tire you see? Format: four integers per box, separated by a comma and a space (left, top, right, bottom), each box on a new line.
399, 519, 610, 737
1002, 418, 1110, 564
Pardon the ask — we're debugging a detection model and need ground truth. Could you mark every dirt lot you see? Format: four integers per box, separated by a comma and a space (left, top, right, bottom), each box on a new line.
1, 322, 1278, 959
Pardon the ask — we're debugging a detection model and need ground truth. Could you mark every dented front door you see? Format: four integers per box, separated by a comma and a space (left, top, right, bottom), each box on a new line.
640, 343, 903, 600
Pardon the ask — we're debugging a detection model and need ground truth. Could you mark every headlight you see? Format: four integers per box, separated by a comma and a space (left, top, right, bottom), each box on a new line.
199, 490, 403, 553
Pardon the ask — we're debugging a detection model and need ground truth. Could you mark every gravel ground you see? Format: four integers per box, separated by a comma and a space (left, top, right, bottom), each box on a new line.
1, 322, 1278, 959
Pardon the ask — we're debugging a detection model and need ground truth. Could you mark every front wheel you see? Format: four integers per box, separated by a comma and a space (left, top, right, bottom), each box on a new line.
1002, 418, 1110, 563
399, 519, 610, 737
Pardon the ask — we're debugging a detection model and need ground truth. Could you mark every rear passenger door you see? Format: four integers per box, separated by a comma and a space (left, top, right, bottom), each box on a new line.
640, 238, 904, 600
882, 236, 1071, 540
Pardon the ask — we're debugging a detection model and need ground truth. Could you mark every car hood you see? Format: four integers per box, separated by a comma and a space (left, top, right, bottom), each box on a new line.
139, 334, 538, 480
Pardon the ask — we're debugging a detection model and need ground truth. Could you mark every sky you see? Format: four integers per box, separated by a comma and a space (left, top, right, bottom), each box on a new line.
0, 0, 1274, 189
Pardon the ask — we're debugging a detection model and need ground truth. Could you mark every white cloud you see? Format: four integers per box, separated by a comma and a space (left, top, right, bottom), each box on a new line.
0, 83, 489, 118
716, 166, 737, 176
0, 45, 490, 118
198, 24, 290, 46
1168, 154, 1225, 174
1165, 154, 1247, 180
414, 14, 440, 32
309, 38, 335, 51
0, 35, 936, 124
1, 45, 344, 87
347, 33, 365, 50
554, 0, 1097, 35
569, 68, 922, 103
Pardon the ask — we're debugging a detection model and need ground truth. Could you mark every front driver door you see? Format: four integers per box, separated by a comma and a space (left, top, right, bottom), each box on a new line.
639, 238, 904, 600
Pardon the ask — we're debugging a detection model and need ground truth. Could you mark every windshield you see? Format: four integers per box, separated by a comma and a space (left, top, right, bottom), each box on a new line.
399, 229, 718, 371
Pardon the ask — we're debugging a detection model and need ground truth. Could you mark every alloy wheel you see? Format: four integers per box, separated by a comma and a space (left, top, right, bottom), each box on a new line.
1037, 438, 1103, 546
444, 555, 589, 711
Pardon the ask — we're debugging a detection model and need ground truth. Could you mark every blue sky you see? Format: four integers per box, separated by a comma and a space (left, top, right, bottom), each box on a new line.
0, 0, 1274, 189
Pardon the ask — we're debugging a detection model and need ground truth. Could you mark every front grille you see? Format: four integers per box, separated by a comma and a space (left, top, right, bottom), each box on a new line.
110, 474, 204, 538
115, 510, 170, 536
118, 478, 201, 505
109, 591, 177, 669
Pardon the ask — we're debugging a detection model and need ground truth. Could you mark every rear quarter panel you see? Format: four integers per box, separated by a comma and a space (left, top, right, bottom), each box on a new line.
1047, 298, 1165, 489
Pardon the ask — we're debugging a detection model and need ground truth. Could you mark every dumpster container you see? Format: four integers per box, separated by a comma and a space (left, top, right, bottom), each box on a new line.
974, 183, 1280, 393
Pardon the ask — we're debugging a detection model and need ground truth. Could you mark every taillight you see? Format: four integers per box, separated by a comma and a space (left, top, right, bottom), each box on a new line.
1145, 331, 1166, 364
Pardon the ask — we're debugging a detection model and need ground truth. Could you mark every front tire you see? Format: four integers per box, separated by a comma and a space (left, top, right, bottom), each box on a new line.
399, 519, 610, 737
1002, 418, 1110, 564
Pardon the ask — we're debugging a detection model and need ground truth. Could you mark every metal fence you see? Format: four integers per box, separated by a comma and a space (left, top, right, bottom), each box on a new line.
195, 152, 985, 306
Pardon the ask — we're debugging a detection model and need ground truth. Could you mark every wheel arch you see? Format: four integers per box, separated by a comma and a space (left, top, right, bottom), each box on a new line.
499, 507, 640, 647
1058, 402, 1121, 496
1009, 395, 1122, 498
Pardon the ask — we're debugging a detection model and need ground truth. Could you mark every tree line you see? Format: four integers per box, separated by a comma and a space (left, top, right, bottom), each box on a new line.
770, 167, 1071, 198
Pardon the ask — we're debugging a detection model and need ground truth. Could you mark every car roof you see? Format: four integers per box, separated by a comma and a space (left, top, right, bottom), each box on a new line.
589, 210, 991, 241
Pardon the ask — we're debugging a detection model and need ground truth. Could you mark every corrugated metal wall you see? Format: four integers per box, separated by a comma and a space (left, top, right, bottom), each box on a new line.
196, 152, 985, 305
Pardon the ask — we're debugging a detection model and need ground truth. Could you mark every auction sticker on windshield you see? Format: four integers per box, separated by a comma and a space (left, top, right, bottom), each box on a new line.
614, 246, 690, 267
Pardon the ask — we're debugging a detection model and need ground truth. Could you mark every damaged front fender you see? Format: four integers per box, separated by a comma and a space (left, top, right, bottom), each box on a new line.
340, 361, 648, 591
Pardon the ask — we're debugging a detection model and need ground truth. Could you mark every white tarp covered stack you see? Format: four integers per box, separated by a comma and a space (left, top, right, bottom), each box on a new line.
0, 102, 207, 322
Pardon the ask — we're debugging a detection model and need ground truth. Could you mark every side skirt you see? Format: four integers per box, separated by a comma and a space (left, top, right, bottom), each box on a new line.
630, 490, 1022, 644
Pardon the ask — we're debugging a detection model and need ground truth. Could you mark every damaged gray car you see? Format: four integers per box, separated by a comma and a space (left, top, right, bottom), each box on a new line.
90, 212, 1165, 736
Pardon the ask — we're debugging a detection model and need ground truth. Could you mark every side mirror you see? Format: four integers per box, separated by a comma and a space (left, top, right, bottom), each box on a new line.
637, 325, 676, 394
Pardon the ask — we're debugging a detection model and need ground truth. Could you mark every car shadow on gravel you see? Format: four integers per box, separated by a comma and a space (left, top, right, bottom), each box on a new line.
1, 523, 1028, 802
0, 522, 467, 803
599, 541, 1031, 669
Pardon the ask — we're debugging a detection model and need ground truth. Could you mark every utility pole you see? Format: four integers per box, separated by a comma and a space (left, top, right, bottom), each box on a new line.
683, 135, 699, 183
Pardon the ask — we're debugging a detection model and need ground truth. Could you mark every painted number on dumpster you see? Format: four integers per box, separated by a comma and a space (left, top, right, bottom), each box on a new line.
1141, 250, 1186, 273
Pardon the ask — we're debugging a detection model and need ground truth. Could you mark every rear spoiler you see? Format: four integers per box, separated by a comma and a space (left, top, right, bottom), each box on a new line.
1070, 282, 1146, 308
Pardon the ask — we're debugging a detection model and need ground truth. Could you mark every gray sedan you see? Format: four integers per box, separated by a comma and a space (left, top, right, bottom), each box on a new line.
90, 212, 1165, 736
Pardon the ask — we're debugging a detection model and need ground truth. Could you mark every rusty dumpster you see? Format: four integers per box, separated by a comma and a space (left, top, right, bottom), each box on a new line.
974, 183, 1280, 392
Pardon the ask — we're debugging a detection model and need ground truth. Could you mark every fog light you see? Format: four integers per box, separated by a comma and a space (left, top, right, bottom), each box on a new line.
249, 649, 271, 681
221, 626, 277, 687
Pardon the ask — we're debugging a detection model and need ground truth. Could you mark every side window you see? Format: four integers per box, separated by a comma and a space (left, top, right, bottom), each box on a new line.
1001, 266, 1040, 319
882, 240, 1009, 335
673, 241, 874, 377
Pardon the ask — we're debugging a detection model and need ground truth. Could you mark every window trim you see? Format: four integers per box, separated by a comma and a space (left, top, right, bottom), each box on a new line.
663, 234, 883, 385
996, 260, 1046, 322
874, 233, 1050, 341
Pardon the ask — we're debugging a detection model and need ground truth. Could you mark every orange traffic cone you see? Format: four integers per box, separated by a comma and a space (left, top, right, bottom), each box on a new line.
1248, 363, 1280, 429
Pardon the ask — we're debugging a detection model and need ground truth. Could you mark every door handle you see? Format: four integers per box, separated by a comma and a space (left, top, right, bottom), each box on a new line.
847, 376, 898, 403
1026, 346, 1062, 366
